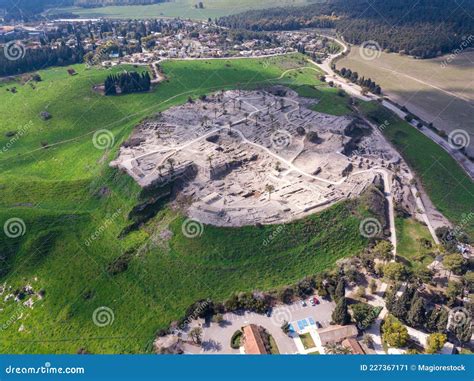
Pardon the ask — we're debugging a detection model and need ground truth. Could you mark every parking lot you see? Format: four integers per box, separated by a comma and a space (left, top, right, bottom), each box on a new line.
190, 297, 335, 354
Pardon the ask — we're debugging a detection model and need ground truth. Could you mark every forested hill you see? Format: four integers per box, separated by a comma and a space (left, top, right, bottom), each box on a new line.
218, 0, 474, 58
0, 0, 73, 20
0, 0, 167, 20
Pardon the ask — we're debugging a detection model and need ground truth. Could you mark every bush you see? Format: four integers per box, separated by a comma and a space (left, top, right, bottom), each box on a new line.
382, 315, 408, 348
230, 330, 243, 349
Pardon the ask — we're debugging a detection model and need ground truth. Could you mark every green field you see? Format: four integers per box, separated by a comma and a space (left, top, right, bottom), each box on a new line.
360, 101, 474, 238
48, 0, 318, 20
0, 54, 366, 354
396, 217, 435, 270
294, 84, 353, 116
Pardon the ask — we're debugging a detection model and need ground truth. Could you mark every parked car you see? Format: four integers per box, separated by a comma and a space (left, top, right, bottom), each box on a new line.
312, 297, 319, 305
310, 299, 316, 306
301, 300, 307, 307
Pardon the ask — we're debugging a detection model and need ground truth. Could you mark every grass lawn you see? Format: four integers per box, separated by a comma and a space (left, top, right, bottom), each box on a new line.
396, 217, 435, 270
360, 101, 474, 238
299, 332, 316, 350
292, 84, 353, 116
0, 54, 369, 354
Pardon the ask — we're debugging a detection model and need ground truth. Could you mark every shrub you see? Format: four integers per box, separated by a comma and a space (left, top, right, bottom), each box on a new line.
230, 330, 243, 349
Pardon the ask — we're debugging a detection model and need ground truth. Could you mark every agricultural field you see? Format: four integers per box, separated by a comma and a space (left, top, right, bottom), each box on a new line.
338, 48, 474, 154
0, 54, 366, 354
47, 0, 319, 20
360, 101, 474, 238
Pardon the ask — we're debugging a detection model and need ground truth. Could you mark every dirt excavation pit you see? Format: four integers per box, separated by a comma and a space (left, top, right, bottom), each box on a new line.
111, 87, 407, 227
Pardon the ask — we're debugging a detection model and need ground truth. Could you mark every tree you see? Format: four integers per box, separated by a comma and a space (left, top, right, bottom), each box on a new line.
464, 272, 474, 293
351, 303, 377, 330
384, 288, 397, 312
425, 333, 446, 354
356, 286, 366, 300
369, 279, 377, 294
212, 313, 224, 325
391, 287, 414, 320
334, 278, 345, 301
332, 297, 351, 325
362, 333, 374, 348
278, 287, 293, 304
453, 319, 473, 346
307, 131, 319, 143
382, 315, 408, 348
383, 262, 406, 282
443, 254, 465, 279
324, 343, 351, 354
167, 158, 175, 174
373, 240, 393, 262
265, 184, 275, 201
413, 267, 434, 284
407, 295, 426, 328
189, 327, 203, 344
426, 308, 448, 333
446, 281, 462, 306
281, 321, 290, 334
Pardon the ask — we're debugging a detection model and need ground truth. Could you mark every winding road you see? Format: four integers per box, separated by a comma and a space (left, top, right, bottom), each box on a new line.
310, 35, 474, 180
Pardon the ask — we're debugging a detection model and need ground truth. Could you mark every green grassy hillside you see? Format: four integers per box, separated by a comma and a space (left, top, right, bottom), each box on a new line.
0, 54, 363, 354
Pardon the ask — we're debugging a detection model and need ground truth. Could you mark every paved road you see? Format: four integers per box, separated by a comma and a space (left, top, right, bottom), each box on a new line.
311, 35, 474, 180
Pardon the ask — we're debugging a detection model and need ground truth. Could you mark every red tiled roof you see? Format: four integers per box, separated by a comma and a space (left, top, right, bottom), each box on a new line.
243, 324, 267, 354
342, 338, 365, 354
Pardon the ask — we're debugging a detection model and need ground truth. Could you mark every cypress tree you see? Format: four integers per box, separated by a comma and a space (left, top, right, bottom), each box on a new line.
332, 297, 351, 325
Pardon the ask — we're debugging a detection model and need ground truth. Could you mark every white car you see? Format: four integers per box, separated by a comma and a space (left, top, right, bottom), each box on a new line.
301, 300, 307, 307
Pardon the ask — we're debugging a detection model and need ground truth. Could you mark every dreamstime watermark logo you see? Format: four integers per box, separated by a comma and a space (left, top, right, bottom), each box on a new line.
92, 129, 115, 150
377, 120, 390, 132
442, 212, 473, 244
84, 208, 122, 247
3, 218, 26, 238
359, 40, 381, 61
0, 304, 26, 332
174, 299, 211, 334
263, 225, 285, 247
262, 59, 271, 69
5, 362, 85, 375
359, 218, 382, 238
448, 307, 471, 329
271, 130, 292, 150
441, 35, 474, 68
4, 41, 26, 61
92, 306, 115, 327
181, 218, 204, 238
448, 129, 470, 150
270, 306, 292, 327
1, 121, 33, 153
86, 40, 117, 67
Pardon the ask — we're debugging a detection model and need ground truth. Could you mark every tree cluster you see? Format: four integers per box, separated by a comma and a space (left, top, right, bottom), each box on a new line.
0, 45, 83, 77
337, 67, 381, 95
104, 71, 151, 95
